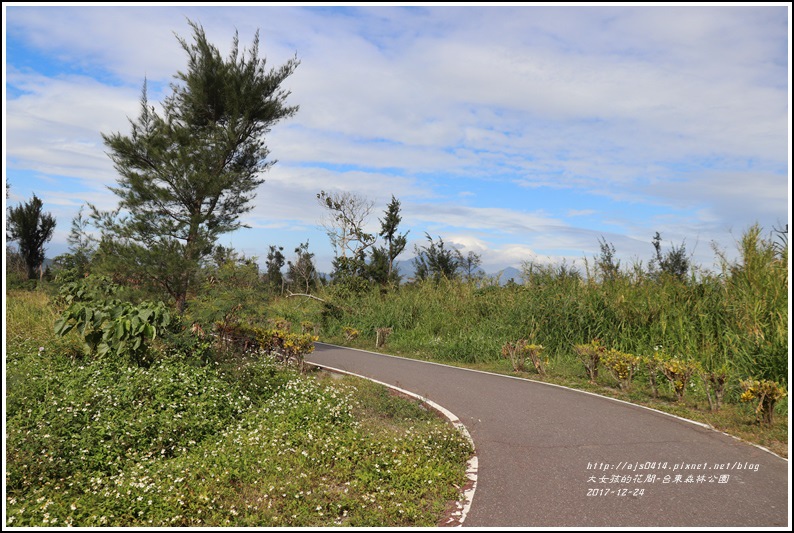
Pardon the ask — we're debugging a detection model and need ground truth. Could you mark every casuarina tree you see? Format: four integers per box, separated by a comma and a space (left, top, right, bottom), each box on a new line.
371, 195, 408, 285
94, 20, 298, 312
7, 194, 56, 279
413, 233, 462, 282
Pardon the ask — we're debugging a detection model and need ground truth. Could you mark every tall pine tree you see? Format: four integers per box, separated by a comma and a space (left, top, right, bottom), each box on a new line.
7, 194, 56, 280
370, 195, 408, 285
95, 20, 298, 311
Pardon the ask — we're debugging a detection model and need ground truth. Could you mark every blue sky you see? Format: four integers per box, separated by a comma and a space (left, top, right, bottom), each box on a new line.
3, 4, 791, 275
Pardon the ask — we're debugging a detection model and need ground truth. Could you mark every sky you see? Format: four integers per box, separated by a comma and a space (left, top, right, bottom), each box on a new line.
3, 3, 791, 276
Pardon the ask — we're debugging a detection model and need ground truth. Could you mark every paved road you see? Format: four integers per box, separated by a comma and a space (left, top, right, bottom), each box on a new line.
307, 343, 789, 528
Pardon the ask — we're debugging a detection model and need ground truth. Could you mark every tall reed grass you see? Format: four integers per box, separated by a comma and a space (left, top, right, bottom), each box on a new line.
310, 225, 787, 386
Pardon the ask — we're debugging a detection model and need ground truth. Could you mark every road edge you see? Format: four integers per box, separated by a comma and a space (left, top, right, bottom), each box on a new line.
314, 342, 788, 462
307, 360, 479, 528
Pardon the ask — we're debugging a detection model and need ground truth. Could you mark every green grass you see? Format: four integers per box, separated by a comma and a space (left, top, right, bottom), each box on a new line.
5, 290, 472, 527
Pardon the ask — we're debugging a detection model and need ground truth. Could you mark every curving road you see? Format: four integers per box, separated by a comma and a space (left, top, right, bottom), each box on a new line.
307, 343, 789, 528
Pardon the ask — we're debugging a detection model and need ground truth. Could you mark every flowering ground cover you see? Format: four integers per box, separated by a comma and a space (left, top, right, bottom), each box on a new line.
5, 291, 472, 527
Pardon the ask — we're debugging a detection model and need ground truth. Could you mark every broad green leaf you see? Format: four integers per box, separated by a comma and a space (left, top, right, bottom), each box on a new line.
97, 342, 110, 357
53, 316, 68, 336
115, 321, 125, 341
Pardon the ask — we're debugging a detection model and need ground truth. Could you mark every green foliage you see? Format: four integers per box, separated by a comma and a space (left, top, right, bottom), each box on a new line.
7, 193, 56, 279
6, 291, 71, 350
651, 231, 690, 281
600, 349, 640, 390
367, 246, 392, 286
520, 259, 582, 288
8, 289, 473, 527
658, 356, 701, 403
593, 236, 620, 283
413, 233, 463, 282
314, 224, 786, 387
54, 298, 171, 367
187, 253, 266, 331
459, 251, 483, 281
331, 256, 373, 293
501, 339, 547, 375
265, 245, 286, 294
5, 348, 264, 492
740, 379, 787, 425
54, 276, 171, 367
94, 20, 298, 312
51, 206, 97, 282
716, 224, 788, 383
573, 339, 606, 383
370, 195, 408, 285
55, 274, 123, 307
287, 240, 319, 293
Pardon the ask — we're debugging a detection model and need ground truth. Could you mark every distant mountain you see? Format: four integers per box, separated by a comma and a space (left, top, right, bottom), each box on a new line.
392, 258, 522, 285
393, 258, 416, 280
491, 266, 522, 285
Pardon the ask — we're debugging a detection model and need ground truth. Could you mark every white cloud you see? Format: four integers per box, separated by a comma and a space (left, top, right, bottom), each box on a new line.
3, 5, 788, 273
406, 204, 563, 236
6, 70, 140, 185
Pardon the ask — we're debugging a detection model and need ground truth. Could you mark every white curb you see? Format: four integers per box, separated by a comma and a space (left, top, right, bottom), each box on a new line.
307, 360, 478, 527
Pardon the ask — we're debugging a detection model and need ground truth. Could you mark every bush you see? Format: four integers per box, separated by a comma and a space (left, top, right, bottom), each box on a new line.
740, 379, 787, 425
501, 339, 547, 375
573, 339, 605, 383
659, 356, 701, 402
342, 326, 360, 341
700, 365, 729, 411
256, 328, 318, 373
54, 299, 171, 367
601, 349, 640, 390
642, 351, 665, 398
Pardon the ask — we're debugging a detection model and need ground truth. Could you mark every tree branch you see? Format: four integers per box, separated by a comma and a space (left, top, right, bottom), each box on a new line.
286, 290, 329, 304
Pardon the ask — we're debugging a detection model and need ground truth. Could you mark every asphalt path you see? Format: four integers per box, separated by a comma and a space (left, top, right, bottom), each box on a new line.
306, 343, 789, 528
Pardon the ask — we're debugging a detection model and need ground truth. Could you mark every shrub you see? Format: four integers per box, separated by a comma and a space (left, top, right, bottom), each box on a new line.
301, 320, 320, 335
659, 356, 701, 402
573, 339, 605, 383
268, 317, 292, 332
740, 379, 787, 425
601, 349, 640, 390
54, 299, 171, 367
375, 327, 393, 348
214, 321, 260, 355
256, 328, 318, 373
642, 351, 665, 398
700, 365, 729, 411
342, 325, 360, 341
501, 339, 547, 375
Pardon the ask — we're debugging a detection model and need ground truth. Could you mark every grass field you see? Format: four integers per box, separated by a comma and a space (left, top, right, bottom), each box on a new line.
5, 290, 473, 527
